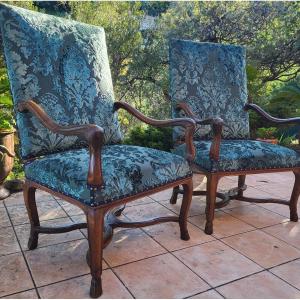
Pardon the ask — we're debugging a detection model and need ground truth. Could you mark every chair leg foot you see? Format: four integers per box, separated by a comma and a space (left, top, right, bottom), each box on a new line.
170, 186, 180, 204
179, 181, 193, 241
290, 213, 298, 222
88, 264, 103, 298
204, 223, 213, 235
290, 171, 300, 223
90, 276, 103, 298
204, 174, 219, 235
180, 229, 190, 241
23, 182, 40, 250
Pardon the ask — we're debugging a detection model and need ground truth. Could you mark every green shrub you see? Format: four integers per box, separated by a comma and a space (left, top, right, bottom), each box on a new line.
278, 134, 297, 147
123, 125, 173, 152
7, 148, 25, 180
268, 78, 300, 119
0, 67, 14, 131
256, 127, 278, 139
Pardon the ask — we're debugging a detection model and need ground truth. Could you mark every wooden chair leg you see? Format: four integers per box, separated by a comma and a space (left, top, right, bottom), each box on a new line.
23, 182, 40, 250
205, 174, 219, 235
237, 175, 246, 198
290, 170, 300, 222
179, 180, 193, 240
87, 208, 104, 298
170, 185, 180, 204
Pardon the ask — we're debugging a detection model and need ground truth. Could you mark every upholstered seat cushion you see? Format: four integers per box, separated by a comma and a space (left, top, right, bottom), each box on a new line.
25, 145, 192, 206
174, 140, 300, 172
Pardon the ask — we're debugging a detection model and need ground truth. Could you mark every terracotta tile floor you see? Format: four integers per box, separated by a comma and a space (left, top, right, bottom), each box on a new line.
1, 172, 300, 298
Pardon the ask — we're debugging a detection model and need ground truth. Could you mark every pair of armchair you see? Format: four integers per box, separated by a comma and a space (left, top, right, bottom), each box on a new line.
1, 3, 300, 298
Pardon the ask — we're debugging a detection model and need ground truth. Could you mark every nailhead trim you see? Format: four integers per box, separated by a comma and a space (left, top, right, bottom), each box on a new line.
26, 172, 192, 207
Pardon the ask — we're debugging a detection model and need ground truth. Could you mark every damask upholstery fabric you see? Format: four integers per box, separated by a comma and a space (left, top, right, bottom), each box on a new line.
169, 39, 249, 142
0, 4, 122, 159
174, 140, 300, 172
25, 145, 192, 206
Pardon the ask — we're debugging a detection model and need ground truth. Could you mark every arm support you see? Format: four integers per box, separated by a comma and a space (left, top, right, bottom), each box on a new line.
176, 102, 224, 161
245, 103, 300, 125
18, 100, 104, 188
113, 101, 196, 161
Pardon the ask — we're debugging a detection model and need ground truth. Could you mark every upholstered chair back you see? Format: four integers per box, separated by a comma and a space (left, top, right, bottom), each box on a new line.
170, 39, 249, 142
0, 4, 122, 159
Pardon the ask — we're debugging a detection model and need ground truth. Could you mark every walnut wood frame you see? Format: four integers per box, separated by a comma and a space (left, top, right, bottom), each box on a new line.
171, 102, 300, 235
19, 99, 196, 298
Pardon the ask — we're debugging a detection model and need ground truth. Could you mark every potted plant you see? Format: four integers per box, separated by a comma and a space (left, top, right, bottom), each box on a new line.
0, 67, 16, 199
256, 127, 279, 144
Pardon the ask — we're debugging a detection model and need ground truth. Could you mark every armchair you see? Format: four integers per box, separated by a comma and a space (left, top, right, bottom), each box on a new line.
0, 5, 196, 298
169, 39, 300, 235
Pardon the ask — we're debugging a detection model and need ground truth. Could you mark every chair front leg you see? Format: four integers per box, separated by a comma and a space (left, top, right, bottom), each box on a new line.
23, 182, 40, 250
179, 180, 193, 240
170, 186, 180, 204
290, 170, 300, 222
205, 174, 219, 235
87, 208, 104, 298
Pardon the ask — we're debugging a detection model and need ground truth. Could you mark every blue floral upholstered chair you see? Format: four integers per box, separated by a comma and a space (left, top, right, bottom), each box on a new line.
169, 39, 300, 235
0, 5, 196, 298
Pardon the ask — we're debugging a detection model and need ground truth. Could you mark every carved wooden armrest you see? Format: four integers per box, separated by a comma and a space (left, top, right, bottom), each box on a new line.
176, 102, 223, 161
113, 101, 196, 161
245, 103, 300, 125
18, 100, 104, 188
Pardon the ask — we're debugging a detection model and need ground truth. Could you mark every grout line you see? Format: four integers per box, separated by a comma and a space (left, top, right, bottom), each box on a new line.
0, 288, 37, 299
109, 267, 136, 299
22, 237, 87, 252
7, 215, 73, 227
183, 288, 225, 299
213, 288, 225, 299
212, 269, 266, 291
36, 272, 90, 290
266, 268, 300, 293
0, 249, 25, 258
267, 256, 300, 272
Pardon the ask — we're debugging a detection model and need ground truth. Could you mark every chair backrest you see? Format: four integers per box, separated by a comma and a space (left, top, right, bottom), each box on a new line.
169, 39, 249, 142
0, 4, 122, 159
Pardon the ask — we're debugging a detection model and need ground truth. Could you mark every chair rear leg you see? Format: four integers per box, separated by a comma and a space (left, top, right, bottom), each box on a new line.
170, 186, 180, 204
205, 174, 219, 235
237, 175, 246, 198
290, 170, 300, 222
179, 180, 193, 240
23, 182, 40, 250
87, 208, 104, 298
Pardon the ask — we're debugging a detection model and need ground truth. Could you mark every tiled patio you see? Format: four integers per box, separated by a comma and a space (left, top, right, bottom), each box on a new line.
1, 172, 300, 299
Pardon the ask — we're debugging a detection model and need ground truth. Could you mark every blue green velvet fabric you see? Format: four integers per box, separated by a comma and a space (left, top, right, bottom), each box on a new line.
174, 140, 300, 172
0, 4, 122, 159
169, 39, 249, 141
25, 145, 192, 206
